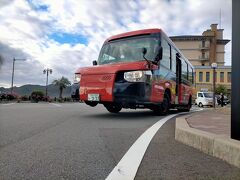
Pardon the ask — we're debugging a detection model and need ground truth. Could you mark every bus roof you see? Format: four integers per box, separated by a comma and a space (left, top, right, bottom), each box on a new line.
104, 28, 194, 70
106, 28, 162, 42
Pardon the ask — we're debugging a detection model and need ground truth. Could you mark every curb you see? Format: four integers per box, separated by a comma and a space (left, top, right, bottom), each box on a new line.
175, 116, 240, 168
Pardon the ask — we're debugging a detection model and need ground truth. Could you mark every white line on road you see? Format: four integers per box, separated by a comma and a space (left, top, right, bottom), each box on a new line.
51, 103, 62, 107
0, 103, 16, 106
106, 110, 200, 180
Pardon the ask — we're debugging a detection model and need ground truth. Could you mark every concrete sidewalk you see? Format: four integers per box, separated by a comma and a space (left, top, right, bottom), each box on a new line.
175, 107, 240, 168
187, 108, 230, 136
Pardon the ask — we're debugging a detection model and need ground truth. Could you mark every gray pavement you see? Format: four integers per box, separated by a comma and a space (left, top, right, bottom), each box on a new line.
186, 107, 231, 136
0, 103, 161, 179
176, 107, 240, 169
0, 103, 239, 179
136, 114, 240, 179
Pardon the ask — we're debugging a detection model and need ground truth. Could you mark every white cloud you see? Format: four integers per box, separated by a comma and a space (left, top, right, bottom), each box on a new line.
0, 0, 232, 88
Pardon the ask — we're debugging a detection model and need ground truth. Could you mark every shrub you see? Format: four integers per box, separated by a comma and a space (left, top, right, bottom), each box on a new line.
21, 95, 29, 101
31, 90, 44, 102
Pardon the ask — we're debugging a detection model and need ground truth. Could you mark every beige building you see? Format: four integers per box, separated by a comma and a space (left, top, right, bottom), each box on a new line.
170, 24, 230, 66
170, 24, 231, 93
195, 66, 231, 93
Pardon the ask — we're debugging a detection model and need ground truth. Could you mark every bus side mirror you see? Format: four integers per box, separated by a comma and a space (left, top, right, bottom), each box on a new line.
92, 60, 97, 66
154, 46, 163, 63
142, 47, 147, 56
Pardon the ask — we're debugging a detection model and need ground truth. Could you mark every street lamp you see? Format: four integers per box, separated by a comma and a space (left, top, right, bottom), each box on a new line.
211, 62, 218, 108
11, 57, 26, 94
43, 68, 52, 98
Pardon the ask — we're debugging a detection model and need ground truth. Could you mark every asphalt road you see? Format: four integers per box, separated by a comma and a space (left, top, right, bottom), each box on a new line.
0, 102, 239, 180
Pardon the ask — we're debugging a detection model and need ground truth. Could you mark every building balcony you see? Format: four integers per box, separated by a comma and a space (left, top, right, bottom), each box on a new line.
199, 44, 210, 50
198, 55, 209, 61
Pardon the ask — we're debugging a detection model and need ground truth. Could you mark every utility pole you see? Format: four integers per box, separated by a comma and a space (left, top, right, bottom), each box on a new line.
211, 63, 217, 108
11, 58, 25, 94
43, 68, 52, 98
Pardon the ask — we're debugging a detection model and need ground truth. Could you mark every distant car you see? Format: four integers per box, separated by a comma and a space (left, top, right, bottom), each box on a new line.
195, 91, 216, 107
217, 95, 230, 106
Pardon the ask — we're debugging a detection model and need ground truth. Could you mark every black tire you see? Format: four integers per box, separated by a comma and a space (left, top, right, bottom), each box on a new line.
153, 93, 170, 115
178, 97, 192, 112
104, 104, 122, 113
85, 101, 98, 107
198, 102, 203, 107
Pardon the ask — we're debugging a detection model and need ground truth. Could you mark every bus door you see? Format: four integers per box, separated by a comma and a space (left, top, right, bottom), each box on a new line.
175, 54, 181, 104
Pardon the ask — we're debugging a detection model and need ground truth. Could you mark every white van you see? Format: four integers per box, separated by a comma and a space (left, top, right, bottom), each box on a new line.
195, 91, 215, 107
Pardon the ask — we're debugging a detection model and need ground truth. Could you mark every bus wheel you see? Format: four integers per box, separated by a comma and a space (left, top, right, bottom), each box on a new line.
104, 103, 122, 113
161, 93, 170, 115
186, 97, 192, 111
85, 101, 98, 107
153, 93, 170, 115
179, 97, 192, 112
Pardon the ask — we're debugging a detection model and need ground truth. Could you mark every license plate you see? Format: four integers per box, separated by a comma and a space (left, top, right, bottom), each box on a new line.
88, 94, 100, 101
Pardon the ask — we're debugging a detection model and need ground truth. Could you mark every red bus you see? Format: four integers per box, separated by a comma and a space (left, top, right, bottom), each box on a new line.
74, 29, 194, 114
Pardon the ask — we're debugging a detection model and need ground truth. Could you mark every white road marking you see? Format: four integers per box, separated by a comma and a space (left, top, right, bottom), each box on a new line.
106, 114, 178, 180
0, 103, 16, 106
51, 103, 62, 107
106, 110, 201, 180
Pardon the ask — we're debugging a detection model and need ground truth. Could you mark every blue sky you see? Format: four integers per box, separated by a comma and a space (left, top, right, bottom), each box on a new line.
0, 0, 232, 87
27, 0, 49, 11
49, 32, 88, 45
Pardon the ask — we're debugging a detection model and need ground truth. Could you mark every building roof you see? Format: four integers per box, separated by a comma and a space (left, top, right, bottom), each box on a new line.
170, 36, 230, 45
195, 66, 231, 69
170, 35, 212, 41
217, 39, 230, 45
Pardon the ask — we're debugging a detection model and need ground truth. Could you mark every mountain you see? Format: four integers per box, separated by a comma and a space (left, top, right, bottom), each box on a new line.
0, 84, 72, 98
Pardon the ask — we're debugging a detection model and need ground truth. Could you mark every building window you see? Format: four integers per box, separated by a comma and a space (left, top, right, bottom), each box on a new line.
202, 41, 205, 47
220, 72, 224, 82
199, 72, 203, 82
206, 72, 210, 82
227, 72, 231, 82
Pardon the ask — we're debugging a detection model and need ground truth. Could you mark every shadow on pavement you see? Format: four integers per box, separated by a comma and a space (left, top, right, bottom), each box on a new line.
81, 109, 180, 120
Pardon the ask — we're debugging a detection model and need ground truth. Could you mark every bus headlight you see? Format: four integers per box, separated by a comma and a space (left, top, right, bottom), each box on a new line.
124, 71, 150, 82
74, 74, 81, 83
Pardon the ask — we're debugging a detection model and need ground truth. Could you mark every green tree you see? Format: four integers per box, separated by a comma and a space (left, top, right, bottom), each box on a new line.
52, 76, 71, 99
31, 90, 44, 97
215, 85, 228, 95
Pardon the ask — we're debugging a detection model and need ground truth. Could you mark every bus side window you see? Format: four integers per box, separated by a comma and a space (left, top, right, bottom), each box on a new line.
171, 48, 176, 73
188, 67, 193, 84
182, 60, 188, 81
161, 38, 171, 69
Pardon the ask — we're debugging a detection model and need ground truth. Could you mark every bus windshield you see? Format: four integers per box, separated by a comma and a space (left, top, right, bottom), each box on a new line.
98, 35, 160, 65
